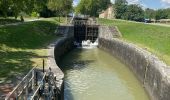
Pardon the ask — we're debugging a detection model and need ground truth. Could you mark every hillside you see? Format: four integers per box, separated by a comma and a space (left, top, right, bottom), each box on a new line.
98, 18, 170, 66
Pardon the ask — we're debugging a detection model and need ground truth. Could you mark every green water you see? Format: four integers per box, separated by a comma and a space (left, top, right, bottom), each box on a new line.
59, 48, 150, 100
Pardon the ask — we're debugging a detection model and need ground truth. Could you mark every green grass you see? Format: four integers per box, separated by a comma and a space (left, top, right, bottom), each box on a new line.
0, 18, 62, 87
98, 18, 170, 66
0, 18, 21, 25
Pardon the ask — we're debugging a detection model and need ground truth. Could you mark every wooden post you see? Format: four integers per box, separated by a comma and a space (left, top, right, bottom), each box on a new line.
43, 59, 45, 73
36, 72, 38, 86
25, 80, 28, 99
32, 69, 35, 90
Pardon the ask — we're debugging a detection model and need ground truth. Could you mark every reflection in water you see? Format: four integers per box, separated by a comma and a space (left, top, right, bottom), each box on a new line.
59, 48, 150, 100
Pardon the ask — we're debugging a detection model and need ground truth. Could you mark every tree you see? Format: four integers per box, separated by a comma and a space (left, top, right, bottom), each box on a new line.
0, 0, 45, 20
123, 4, 144, 21
164, 8, 170, 19
145, 8, 155, 19
75, 0, 111, 17
155, 9, 168, 20
10, 0, 25, 19
115, 0, 128, 19
47, 0, 73, 21
0, 0, 12, 18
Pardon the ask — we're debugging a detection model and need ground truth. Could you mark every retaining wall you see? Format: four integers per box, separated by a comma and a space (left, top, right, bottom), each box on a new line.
98, 26, 170, 100
47, 25, 74, 100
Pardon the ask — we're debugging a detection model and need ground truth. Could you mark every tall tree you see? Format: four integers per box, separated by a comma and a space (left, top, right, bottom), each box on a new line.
0, 0, 12, 18
145, 8, 155, 19
47, 0, 73, 21
10, 0, 25, 19
115, 0, 128, 19
155, 9, 168, 20
75, 0, 111, 17
123, 4, 144, 21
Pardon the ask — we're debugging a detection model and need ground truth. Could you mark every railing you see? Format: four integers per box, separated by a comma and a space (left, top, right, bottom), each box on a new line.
5, 66, 60, 100
5, 66, 38, 100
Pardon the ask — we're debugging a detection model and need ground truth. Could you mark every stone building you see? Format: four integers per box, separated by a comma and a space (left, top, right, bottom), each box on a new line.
99, 5, 115, 19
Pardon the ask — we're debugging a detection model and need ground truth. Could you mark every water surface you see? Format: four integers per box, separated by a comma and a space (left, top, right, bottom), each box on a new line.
59, 48, 150, 100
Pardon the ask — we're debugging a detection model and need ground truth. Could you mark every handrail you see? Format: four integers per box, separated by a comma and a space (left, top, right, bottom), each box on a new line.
30, 72, 46, 100
5, 66, 60, 100
5, 66, 37, 100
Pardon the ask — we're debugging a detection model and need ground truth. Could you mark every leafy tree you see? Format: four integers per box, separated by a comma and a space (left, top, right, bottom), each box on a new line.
10, 0, 25, 19
115, 0, 128, 19
155, 9, 168, 20
123, 4, 144, 21
0, 0, 46, 20
47, 0, 73, 21
75, 0, 111, 17
165, 8, 170, 19
145, 8, 155, 19
0, 0, 12, 18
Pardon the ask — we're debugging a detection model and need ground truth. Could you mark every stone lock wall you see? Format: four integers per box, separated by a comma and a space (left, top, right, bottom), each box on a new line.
47, 25, 74, 100
98, 26, 170, 100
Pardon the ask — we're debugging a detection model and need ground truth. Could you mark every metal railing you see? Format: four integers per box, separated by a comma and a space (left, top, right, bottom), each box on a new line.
5, 66, 38, 100
5, 66, 60, 100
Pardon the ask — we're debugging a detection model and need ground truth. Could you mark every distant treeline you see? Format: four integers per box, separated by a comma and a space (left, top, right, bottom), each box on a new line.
114, 0, 170, 22
75, 0, 170, 22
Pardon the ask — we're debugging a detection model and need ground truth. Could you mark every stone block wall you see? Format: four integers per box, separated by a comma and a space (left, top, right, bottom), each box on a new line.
47, 26, 74, 100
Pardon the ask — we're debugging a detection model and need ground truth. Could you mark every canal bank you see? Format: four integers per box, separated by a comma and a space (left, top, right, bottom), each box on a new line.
98, 26, 170, 100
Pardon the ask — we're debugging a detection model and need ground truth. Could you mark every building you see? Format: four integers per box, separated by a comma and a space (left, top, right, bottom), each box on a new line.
99, 5, 115, 19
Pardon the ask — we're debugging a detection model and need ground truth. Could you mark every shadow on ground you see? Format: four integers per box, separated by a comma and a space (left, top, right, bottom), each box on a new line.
0, 20, 59, 98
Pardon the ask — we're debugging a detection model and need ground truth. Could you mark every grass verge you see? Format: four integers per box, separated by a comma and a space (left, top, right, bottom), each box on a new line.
0, 18, 62, 94
98, 18, 170, 66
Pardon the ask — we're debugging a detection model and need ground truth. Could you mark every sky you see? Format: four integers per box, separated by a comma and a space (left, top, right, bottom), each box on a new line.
73, 0, 170, 9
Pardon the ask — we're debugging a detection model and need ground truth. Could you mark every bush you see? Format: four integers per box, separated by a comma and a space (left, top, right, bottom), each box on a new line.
31, 12, 39, 17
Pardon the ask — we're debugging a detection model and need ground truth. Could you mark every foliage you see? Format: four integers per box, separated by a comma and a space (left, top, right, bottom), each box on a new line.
115, 0, 128, 19
31, 12, 39, 17
0, 0, 47, 19
40, 6, 56, 18
114, 0, 144, 21
47, 0, 73, 15
0, 0, 12, 18
124, 4, 144, 22
75, 0, 111, 17
145, 8, 155, 19
155, 8, 170, 20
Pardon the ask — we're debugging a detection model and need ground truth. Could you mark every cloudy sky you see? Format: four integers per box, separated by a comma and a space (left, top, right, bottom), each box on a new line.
73, 0, 170, 9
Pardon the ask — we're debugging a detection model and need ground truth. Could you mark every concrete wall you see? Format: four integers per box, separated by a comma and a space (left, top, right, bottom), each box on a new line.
98, 26, 170, 100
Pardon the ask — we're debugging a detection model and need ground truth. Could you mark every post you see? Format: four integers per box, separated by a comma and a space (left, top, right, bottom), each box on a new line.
32, 69, 35, 90
43, 59, 45, 73
25, 79, 28, 99
36, 72, 38, 86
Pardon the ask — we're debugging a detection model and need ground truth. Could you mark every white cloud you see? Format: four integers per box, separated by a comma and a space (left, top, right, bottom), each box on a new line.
128, 0, 139, 4
161, 0, 170, 7
161, 0, 170, 4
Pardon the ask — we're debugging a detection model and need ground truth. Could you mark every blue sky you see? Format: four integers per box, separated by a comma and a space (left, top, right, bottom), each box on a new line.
73, 0, 170, 9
